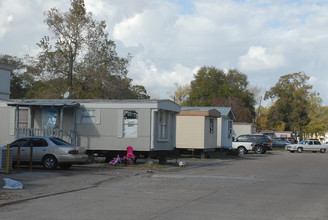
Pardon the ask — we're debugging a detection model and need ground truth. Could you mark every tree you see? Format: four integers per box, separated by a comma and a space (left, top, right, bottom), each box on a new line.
304, 99, 328, 137
131, 85, 150, 99
186, 66, 255, 122
33, 0, 140, 99
168, 82, 190, 105
264, 72, 318, 139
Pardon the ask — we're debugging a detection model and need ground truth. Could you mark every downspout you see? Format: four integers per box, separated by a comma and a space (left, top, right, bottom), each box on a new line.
15, 106, 19, 139
150, 109, 156, 150
29, 106, 34, 136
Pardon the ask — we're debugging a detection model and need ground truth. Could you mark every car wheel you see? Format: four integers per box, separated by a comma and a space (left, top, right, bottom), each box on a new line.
60, 164, 72, 169
237, 146, 246, 155
261, 149, 266, 154
297, 147, 303, 153
320, 149, 326, 153
43, 155, 58, 169
255, 146, 263, 154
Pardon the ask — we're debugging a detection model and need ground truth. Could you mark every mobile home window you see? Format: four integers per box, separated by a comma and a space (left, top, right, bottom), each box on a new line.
123, 110, 138, 138
209, 119, 214, 134
228, 120, 233, 138
82, 110, 96, 123
159, 111, 169, 140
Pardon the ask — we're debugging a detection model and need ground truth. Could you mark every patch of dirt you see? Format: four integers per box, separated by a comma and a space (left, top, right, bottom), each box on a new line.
0, 191, 21, 201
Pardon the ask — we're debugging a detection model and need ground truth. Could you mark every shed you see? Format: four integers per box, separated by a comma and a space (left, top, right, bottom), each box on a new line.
176, 109, 221, 155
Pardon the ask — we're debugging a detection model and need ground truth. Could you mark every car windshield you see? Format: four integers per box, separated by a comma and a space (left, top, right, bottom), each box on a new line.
299, 140, 307, 145
49, 137, 70, 146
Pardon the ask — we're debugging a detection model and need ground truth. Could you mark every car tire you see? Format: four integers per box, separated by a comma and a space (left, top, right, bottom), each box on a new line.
60, 164, 72, 169
297, 147, 303, 153
320, 149, 326, 153
255, 146, 263, 154
237, 146, 247, 155
261, 149, 266, 154
43, 155, 58, 169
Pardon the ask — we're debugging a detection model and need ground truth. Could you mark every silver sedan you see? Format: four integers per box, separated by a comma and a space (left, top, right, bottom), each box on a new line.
8, 136, 87, 169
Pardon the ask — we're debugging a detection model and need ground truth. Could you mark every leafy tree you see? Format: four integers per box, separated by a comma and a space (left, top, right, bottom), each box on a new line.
32, 0, 141, 99
186, 66, 255, 122
168, 82, 190, 105
264, 72, 318, 140
304, 99, 328, 137
131, 85, 150, 99
255, 106, 270, 131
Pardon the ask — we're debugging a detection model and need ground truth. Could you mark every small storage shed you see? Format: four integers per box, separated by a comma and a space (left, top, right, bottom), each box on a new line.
181, 107, 235, 150
176, 109, 221, 155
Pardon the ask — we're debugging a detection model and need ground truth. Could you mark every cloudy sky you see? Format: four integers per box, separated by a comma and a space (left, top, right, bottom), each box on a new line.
1, 0, 328, 105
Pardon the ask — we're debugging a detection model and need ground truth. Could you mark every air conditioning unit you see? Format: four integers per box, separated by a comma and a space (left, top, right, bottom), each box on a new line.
0, 147, 13, 172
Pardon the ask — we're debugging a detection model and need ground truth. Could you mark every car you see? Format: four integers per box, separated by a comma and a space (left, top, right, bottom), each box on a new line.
285, 140, 327, 153
7, 136, 87, 169
234, 134, 273, 154
272, 138, 290, 148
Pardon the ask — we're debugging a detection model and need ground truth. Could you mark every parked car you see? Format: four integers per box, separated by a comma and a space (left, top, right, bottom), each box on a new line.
285, 140, 327, 153
232, 141, 256, 155
7, 136, 87, 169
234, 134, 273, 154
272, 138, 290, 148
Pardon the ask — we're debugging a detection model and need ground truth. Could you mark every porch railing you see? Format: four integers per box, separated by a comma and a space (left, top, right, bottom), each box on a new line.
15, 128, 77, 145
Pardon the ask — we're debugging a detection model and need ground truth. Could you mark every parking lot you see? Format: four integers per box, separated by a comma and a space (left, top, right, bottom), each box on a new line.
1, 150, 328, 220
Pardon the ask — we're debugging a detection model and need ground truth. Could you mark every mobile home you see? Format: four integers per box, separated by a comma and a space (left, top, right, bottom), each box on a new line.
1, 99, 180, 161
176, 109, 221, 157
181, 107, 235, 150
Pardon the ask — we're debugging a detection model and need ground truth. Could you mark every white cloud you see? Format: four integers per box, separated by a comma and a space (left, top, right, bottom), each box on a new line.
238, 46, 287, 72
2, 0, 328, 104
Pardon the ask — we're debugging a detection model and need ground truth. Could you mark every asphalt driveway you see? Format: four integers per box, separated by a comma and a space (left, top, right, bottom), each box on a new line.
1, 151, 328, 219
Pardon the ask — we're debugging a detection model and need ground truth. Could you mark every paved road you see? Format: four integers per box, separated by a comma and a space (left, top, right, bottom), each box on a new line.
1, 151, 328, 219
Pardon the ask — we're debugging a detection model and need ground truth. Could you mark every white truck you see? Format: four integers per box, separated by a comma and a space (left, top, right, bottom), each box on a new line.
285, 140, 327, 153
232, 141, 256, 155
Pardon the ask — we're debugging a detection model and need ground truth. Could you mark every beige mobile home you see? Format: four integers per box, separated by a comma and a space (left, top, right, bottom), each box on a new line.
2, 99, 180, 161
181, 107, 235, 150
176, 109, 221, 157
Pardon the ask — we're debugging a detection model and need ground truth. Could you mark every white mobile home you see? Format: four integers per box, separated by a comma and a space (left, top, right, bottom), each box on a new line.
233, 122, 257, 139
1, 99, 180, 160
0, 62, 15, 100
176, 109, 221, 156
181, 107, 235, 150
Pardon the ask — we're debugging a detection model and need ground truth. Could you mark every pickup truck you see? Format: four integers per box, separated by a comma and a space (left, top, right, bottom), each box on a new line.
232, 141, 256, 155
285, 140, 327, 153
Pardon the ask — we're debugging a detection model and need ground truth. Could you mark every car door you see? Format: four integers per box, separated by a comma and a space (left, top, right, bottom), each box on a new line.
304, 140, 314, 151
313, 140, 322, 151
9, 138, 31, 162
30, 138, 50, 162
